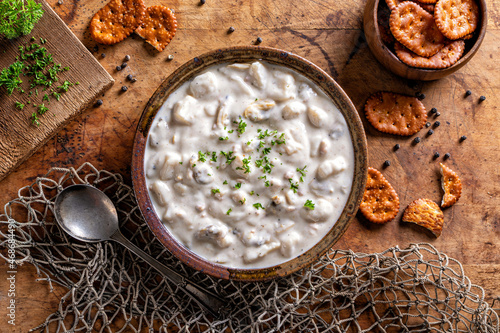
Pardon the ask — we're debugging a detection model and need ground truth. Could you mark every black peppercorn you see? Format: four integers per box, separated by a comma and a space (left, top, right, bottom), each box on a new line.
414, 137, 421, 144
444, 153, 451, 159
479, 95, 486, 103
200, 0, 206, 4
383, 160, 391, 167
101, 53, 106, 58
430, 107, 437, 114
465, 90, 472, 97
131, 78, 137, 83
435, 112, 440, 117
95, 99, 103, 107
427, 129, 434, 135
417, 93, 425, 100
434, 121, 440, 127
394, 144, 400, 151
121, 86, 128, 92
460, 135, 467, 141
228, 26, 235, 33
425, 122, 431, 128
127, 74, 133, 81
116, 65, 122, 71
433, 152, 440, 159
256, 37, 263, 44
124, 55, 131, 61
121, 62, 127, 68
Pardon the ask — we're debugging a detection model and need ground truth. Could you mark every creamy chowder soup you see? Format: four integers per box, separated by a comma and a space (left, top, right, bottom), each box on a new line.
144, 61, 354, 268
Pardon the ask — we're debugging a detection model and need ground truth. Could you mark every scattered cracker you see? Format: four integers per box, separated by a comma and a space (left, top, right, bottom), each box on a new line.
135, 6, 177, 52
440, 163, 462, 208
385, 0, 399, 11
418, 0, 437, 4
365, 91, 427, 136
359, 167, 400, 224
435, 0, 479, 40
90, 0, 146, 45
403, 198, 444, 237
390, 2, 446, 57
395, 40, 465, 69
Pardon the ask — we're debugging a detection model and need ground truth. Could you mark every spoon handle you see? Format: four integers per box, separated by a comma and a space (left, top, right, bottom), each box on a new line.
110, 231, 226, 317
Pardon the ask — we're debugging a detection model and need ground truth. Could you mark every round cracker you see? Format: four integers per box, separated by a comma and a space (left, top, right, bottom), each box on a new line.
390, 2, 446, 57
435, 0, 479, 40
365, 91, 427, 136
359, 168, 400, 224
135, 6, 177, 52
90, 0, 146, 45
395, 40, 465, 69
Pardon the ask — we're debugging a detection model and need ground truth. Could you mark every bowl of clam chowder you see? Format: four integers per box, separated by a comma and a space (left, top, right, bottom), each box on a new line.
132, 47, 367, 281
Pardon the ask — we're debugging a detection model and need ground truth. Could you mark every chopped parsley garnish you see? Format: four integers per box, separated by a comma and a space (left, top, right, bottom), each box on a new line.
264, 180, 271, 187
253, 203, 265, 210
15, 101, 24, 110
57, 80, 73, 92
239, 198, 246, 204
179, 162, 183, 165
226, 208, 232, 215
0, 61, 24, 95
220, 151, 235, 164
234, 182, 242, 189
297, 165, 307, 182
236, 156, 251, 174
198, 151, 207, 162
304, 200, 315, 210
37, 103, 48, 115
262, 147, 272, 155
289, 179, 299, 193
52, 91, 61, 101
211, 188, 220, 195
223, 180, 228, 185
210, 152, 217, 162
250, 191, 255, 196
219, 136, 229, 141
228, 129, 234, 133
30, 112, 39, 126
236, 119, 247, 134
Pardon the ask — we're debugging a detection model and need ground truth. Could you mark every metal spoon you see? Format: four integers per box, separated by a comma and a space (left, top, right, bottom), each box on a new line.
53, 184, 226, 317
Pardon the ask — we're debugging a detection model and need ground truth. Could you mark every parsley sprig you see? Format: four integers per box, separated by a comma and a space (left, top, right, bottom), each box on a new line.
0, 0, 44, 39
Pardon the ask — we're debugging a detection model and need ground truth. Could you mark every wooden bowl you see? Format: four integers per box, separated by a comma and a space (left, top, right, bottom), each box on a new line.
363, 0, 487, 81
131, 46, 368, 281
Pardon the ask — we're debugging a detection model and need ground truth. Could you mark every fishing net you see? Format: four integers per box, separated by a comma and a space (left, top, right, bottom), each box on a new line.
0, 163, 498, 332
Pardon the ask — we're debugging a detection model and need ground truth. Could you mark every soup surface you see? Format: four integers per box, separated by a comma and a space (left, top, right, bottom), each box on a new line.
145, 61, 354, 268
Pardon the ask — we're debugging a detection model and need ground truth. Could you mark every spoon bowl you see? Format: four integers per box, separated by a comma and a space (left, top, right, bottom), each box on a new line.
54, 184, 226, 317
54, 184, 118, 242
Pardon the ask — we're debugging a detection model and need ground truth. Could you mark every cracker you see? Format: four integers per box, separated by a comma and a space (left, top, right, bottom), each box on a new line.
386, 0, 434, 12
440, 163, 462, 208
390, 2, 446, 57
403, 198, 444, 237
90, 0, 146, 45
365, 92, 427, 136
394, 40, 465, 69
416, 2, 435, 13
418, 0, 437, 4
359, 167, 400, 224
435, 0, 479, 40
135, 6, 177, 52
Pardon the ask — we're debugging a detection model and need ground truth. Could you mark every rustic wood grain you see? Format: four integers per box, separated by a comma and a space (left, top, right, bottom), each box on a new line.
0, 0, 498, 331
0, 0, 114, 182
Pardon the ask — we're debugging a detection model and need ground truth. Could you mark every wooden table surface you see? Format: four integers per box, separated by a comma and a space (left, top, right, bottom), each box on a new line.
1, 0, 498, 331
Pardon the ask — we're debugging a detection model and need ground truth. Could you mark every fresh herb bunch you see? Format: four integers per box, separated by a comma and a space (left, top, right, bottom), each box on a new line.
0, 0, 44, 39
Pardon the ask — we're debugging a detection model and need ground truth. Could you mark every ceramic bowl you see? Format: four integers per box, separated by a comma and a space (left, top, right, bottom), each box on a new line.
131, 46, 367, 281
363, 0, 487, 81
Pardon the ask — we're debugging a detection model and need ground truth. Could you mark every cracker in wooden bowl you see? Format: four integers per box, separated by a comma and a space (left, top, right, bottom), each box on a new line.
403, 198, 444, 237
135, 6, 177, 52
390, 2, 446, 57
394, 40, 465, 69
365, 91, 427, 136
359, 167, 400, 224
440, 163, 462, 208
435, 0, 479, 40
90, 0, 146, 45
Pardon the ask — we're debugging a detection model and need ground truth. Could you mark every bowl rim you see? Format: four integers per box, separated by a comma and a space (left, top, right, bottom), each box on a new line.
364, 0, 487, 79
131, 46, 368, 281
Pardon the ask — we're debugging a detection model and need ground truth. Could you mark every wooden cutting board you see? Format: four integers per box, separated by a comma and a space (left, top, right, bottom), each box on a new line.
0, 0, 114, 181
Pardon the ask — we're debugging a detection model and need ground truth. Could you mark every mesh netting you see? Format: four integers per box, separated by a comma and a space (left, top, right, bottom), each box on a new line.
0, 163, 498, 332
